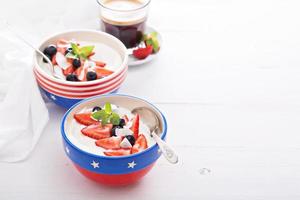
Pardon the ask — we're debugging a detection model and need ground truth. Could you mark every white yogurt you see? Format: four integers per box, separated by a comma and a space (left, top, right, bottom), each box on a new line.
39, 40, 122, 79
66, 105, 156, 156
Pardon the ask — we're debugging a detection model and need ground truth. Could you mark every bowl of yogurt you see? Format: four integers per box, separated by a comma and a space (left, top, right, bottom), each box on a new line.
33, 30, 128, 108
61, 94, 167, 186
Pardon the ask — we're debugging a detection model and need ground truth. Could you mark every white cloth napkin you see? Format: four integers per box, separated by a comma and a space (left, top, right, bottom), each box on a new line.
0, 29, 49, 162
0, 0, 97, 162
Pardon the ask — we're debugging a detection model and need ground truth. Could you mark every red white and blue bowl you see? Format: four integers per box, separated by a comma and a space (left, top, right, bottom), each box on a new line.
61, 94, 167, 186
33, 30, 128, 109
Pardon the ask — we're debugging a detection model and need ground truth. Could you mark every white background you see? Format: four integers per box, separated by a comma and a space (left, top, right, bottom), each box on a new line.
1, 0, 300, 199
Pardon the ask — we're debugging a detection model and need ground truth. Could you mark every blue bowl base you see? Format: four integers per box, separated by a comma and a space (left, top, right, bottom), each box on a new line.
39, 87, 119, 109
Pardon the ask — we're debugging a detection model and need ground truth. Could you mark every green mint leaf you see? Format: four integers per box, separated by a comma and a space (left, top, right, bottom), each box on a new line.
79, 45, 94, 58
101, 114, 109, 125
91, 102, 120, 125
79, 53, 87, 60
91, 110, 107, 121
110, 112, 120, 125
71, 43, 81, 56
104, 102, 112, 114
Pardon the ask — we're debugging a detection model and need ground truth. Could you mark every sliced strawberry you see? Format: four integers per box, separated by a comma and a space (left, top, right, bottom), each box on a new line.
132, 45, 153, 60
74, 113, 97, 126
74, 66, 83, 76
105, 123, 113, 130
52, 54, 57, 65
56, 39, 69, 47
93, 60, 106, 67
104, 148, 131, 156
94, 67, 114, 79
95, 136, 122, 149
87, 52, 95, 58
81, 123, 112, 140
66, 58, 74, 63
131, 134, 148, 154
74, 66, 87, 81
63, 65, 75, 76
123, 115, 129, 123
57, 47, 66, 54
130, 114, 139, 139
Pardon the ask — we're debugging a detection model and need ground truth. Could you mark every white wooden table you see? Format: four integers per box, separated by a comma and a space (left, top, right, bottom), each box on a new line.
1, 0, 300, 199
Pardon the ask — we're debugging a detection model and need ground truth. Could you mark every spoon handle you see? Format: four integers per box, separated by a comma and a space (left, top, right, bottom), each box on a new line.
152, 132, 178, 164
5, 22, 54, 73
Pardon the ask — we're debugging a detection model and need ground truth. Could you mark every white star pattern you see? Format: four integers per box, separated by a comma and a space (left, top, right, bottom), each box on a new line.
50, 95, 56, 101
128, 161, 137, 169
91, 160, 100, 168
157, 149, 162, 154
65, 146, 70, 154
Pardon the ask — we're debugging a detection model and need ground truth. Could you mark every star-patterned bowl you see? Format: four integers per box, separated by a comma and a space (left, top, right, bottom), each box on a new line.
39, 86, 120, 109
60, 94, 167, 186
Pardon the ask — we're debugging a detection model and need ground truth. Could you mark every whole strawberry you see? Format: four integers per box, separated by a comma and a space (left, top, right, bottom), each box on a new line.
132, 45, 153, 60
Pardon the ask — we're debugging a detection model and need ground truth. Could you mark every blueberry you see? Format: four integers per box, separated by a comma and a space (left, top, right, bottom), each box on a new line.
42, 54, 52, 63
111, 126, 120, 136
66, 74, 79, 82
65, 47, 73, 55
43, 45, 57, 57
92, 106, 102, 112
119, 119, 126, 128
86, 71, 97, 81
72, 58, 81, 69
125, 135, 135, 146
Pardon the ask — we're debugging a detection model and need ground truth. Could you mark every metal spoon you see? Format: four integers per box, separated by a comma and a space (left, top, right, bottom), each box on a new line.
4, 22, 59, 78
132, 107, 178, 164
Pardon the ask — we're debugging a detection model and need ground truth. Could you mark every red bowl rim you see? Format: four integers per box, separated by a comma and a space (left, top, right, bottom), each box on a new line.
38, 75, 126, 98
33, 66, 127, 92
33, 29, 128, 87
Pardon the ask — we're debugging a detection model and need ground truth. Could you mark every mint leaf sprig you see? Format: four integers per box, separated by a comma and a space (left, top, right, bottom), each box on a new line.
91, 103, 120, 125
66, 43, 95, 60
